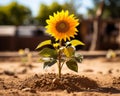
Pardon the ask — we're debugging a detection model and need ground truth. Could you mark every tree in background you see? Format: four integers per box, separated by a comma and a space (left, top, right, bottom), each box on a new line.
0, 1, 83, 26
36, 2, 63, 26
36, 0, 82, 26
88, 0, 120, 50
0, 11, 9, 25
0, 2, 31, 25
63, 0, 82, 17
88, 0, 120, 19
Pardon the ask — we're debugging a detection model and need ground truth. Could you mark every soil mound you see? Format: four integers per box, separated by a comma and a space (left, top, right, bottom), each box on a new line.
19, 73, 99, 92
113, 77, 120, 89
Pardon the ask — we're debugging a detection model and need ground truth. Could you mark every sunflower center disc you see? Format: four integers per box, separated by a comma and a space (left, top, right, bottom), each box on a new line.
56, 21, 69, 33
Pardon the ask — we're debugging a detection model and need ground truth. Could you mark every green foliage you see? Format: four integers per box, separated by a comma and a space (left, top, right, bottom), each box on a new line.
36, 1, 82, 26
43, 59, 57, 69
53, 43, 60, 49
39, 48, 57, 58
88, 0, 120, 19
63, 46, 75, 57
62, 0, 81, 17
37, 39, 84, 74
66, 59, 78, 72
70, 40, 85, 47
0, 0, 84, 25
36, 40, 52, 49
74, 54, 83, 63
0, 11, 9, 25
37, 2, 63, 26
0, 2, 31, 25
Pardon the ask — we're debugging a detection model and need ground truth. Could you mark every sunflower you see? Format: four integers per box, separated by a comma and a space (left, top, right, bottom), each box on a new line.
45, 10, 79, 41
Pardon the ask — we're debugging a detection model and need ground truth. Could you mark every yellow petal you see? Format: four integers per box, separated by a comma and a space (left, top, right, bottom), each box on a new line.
45, 10, 79, 41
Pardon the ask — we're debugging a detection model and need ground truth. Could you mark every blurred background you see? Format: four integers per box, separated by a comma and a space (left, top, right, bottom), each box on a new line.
0, 0, 120, 51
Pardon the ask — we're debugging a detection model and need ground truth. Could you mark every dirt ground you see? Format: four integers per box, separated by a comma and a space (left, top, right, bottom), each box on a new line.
0, 51, 120, 96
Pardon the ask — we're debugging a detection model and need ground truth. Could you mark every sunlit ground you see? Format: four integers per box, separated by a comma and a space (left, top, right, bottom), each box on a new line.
0, 51, 120, 95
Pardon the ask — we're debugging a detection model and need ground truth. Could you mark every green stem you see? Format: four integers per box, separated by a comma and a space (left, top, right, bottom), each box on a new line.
58, 41, 62, 78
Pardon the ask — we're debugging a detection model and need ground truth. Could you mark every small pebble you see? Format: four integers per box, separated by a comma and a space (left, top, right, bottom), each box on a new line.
22, 88, 36, 93
52, 78, 60, 84
22, 87, 36, 93
22, 87, 31, 92
4, 70, 15, 76
83, 69, 93, 72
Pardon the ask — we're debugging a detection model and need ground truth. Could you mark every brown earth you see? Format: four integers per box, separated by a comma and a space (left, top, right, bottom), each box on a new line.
0, 52, 120, 96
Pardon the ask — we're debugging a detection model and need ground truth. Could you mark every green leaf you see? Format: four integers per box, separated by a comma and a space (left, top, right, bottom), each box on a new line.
65, 41, 71, 46
36, 40, 51, 49
66, 59, 78, 72
43, 59, 57, 69
63, 47, 75, 57
39, 48, 57, 58
38, 58, 44, 62
70, 39, 85, 47
53, 43, 60, 48
75, 54, 83, 63
39, 57, 50, 62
